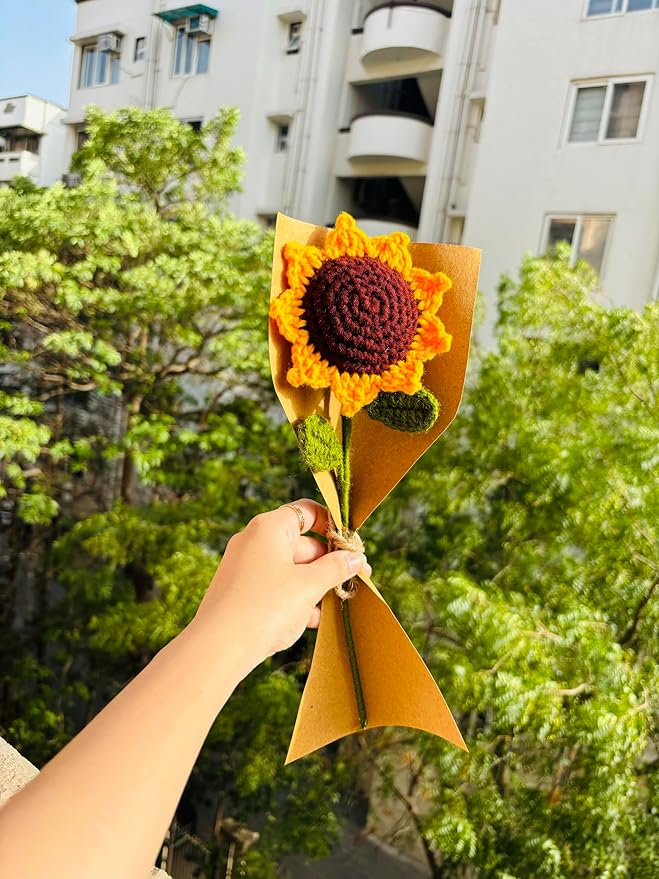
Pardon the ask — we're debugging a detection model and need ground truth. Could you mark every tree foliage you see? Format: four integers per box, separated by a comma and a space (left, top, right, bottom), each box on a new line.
72, 105, 244, 211
0, 106, 343, 875
364, 249, 658, 878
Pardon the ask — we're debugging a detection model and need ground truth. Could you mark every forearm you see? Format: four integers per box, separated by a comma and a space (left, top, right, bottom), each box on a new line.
0, 501, 363, 879
0, 618, 254, 879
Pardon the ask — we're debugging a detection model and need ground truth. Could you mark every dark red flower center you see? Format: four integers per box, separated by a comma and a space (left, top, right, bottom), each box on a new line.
302, 256, 419, 375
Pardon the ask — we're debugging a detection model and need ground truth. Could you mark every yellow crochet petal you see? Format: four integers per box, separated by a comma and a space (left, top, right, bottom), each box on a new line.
412, 314, 453, 361
371, 231, 413, 277
288, 341, 332, 389
284, 242, 324, 291
269, 287, 307, 344
379, 358, 424, 395
330, 370, 382, 417
323, 212, 376, 260
409, 267, 452, 314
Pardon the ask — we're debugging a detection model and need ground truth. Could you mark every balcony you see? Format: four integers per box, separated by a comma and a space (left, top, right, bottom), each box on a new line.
0, 150, 39, 183
0, 96, 52, 135
361, 2, 450, 65
347, 113, 432, 164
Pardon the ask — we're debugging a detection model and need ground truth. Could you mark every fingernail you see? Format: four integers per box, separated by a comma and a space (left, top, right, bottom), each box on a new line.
347, 553, 368, 576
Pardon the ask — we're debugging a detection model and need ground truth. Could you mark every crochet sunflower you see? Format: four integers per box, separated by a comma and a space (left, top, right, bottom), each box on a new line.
270, 212, 452, 420
270, 213, 457, 729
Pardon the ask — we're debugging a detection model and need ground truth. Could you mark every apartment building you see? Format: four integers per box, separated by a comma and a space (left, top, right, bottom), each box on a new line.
64, 0, 659, 318
0, 95, 67, 187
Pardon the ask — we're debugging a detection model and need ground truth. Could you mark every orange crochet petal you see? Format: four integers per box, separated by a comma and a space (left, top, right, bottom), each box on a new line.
323, 213, 376, 260
329, 370, 382, 417
288, 341, 332, 389
412, 314, 453, 361
284, 242, 324, 291
270, 287, 307, 343
409, 267, 452, 314
371, 232, 413, 277
379, 358, 424, 395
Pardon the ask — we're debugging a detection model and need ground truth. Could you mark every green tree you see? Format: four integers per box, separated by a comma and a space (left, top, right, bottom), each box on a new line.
0, 106, 346, 876
362, 249, 658, 878
72, 105, 244, 212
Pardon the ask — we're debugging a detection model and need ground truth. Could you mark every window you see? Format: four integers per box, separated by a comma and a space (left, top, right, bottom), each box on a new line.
544, 215, 613, 274
568, 78, 648, 142
586, 0, 658, 15
287, 21, 302, 52
134, 37, 146, 61
80, 38, 121, 88
0, 129, 40, 154
275, 123, 289, 152
587, 0, 623, 13
76, 129, 89, 151
196, 37, 210, 73
172, 25, 211, 75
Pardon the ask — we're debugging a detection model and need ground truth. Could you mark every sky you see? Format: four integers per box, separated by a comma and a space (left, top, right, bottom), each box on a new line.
0, 1, 77, 107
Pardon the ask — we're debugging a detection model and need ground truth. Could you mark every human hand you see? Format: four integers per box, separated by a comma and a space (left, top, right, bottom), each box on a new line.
189, 499, 371, 670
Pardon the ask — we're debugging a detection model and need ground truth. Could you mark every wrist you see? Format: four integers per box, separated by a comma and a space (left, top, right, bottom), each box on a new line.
178, 611, 261, 683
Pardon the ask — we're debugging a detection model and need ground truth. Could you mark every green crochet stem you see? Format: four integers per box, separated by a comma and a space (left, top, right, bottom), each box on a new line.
339, 416, 352, 527
341, 597, 367, 730
339, 415, 367, 730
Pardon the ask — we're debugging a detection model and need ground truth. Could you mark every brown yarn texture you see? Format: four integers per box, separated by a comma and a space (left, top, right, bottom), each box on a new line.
302, 256, 419, 375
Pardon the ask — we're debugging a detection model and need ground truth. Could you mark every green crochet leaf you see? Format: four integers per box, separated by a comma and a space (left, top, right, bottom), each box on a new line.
294, 414, 343, 474
365, 388, 440, 433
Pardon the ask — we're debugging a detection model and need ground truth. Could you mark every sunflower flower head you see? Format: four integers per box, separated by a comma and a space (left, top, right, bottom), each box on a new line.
270, 213, 452, 418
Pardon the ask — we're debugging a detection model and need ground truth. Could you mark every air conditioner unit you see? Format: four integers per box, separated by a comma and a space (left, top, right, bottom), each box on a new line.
186, 15, 212, 35
62, 173, 81, 188
98, 33, 121, 53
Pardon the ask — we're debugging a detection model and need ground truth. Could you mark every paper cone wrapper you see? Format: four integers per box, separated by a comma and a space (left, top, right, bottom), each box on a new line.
269, 214, 481, 762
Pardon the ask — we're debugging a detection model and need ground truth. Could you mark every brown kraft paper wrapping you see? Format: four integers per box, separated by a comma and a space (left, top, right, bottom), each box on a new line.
269, 214, 481, 763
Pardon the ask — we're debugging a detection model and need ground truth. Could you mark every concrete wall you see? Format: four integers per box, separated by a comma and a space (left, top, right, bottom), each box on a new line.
463, 0, 659, 328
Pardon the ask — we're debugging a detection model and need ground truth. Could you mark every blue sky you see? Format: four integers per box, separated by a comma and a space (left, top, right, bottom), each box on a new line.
0, 1, 77, 106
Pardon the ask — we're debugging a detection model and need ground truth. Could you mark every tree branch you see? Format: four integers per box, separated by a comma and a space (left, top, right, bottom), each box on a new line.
359, 744, 448, 879
556, 683, 590, 697
619, 576, 659, 647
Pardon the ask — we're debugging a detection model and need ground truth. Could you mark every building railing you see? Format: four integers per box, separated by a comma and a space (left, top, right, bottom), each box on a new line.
363, 1, 452, 25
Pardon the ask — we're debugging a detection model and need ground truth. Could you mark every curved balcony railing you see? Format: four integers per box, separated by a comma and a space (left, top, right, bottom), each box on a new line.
361, 2, 450, 65
347, 112, 432, 164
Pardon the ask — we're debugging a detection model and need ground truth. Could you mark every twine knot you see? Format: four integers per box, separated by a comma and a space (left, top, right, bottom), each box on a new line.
327, 520, 365, 600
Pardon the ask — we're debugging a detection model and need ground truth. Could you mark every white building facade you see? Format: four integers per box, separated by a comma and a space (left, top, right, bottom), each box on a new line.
63, 0, 659, 314
0, 95, 67, 187
457, 0, 659, 318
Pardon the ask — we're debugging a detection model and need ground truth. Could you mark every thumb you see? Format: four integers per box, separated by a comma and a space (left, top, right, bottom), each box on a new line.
298, 550, 369, 604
